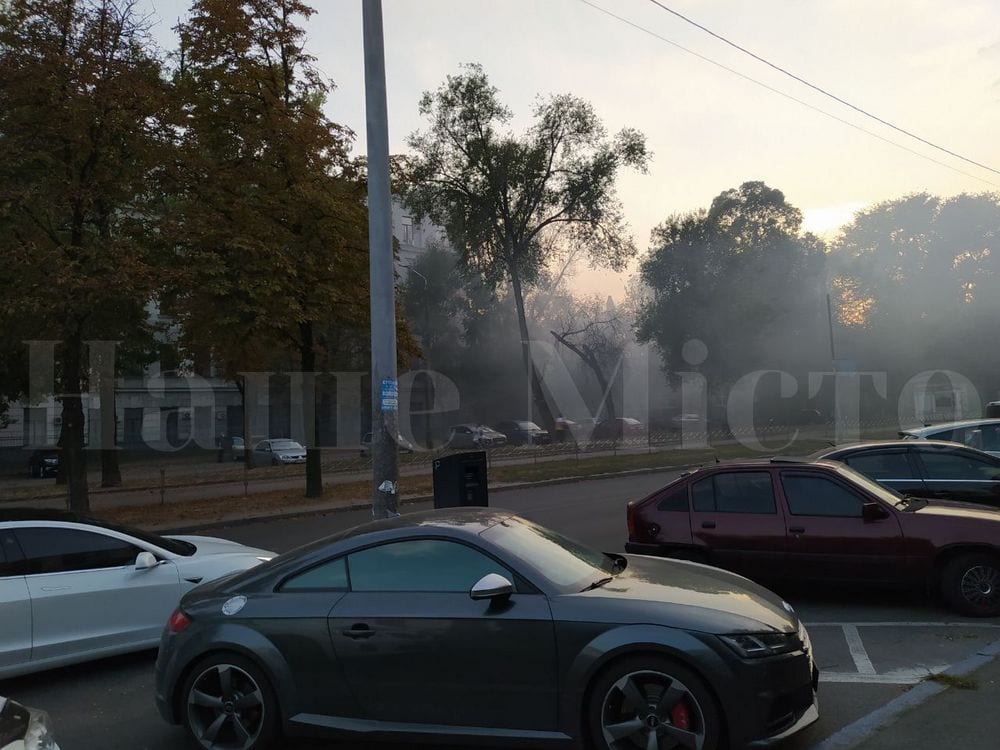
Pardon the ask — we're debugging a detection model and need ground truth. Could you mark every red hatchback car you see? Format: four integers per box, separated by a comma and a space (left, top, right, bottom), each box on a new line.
626, 459, 1000, 616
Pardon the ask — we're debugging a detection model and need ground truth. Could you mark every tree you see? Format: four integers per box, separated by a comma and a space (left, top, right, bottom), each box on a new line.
550, 295, 629, 423
0, 0, 171, 509
405, 64, 650, 429
166, 0, 373, 495
637, 182, 827, 391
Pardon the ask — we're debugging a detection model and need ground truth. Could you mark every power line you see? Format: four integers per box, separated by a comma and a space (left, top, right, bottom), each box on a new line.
578, 0, 999, 189
643, 0, 1000, 178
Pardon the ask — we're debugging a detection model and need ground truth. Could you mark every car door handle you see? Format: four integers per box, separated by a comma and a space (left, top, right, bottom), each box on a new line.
41, 585, 71, 592
701, 521, 716, 529
789, 526, 806, 534
342, 624, 375, 639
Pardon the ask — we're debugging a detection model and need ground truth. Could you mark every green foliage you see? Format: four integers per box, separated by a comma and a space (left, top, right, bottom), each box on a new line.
163, 0, 370, 380
637, 182, 828, 385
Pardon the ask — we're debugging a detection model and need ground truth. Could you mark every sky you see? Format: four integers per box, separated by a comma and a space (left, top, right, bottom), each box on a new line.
143, 0, 1000, 299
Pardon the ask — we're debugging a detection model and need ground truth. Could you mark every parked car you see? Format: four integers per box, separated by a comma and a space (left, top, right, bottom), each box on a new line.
446, 423, 507, 449
494, 420, 551, 446
231, 437, 245, 461
816, 441, 1000, 508
594, 417, 645, 440
669, 413, 704, 434
252, 439, 306, 465
0, 695, 59, 750
900, 419, 1000, 457
359, 432, 415, 457
26, 449, 59, 479
626, 458, 1000, 616
156, 509, 818, 750
0, 509, 273, 679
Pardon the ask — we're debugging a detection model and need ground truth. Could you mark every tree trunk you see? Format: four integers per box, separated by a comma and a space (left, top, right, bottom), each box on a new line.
238, 377, 255, 469
61, 331, 89, 511
300, 320, 322, 498
550, 331, 617, 422
55, 418, 67, 485
510, 270, 554, 430
100, 377, 121, 488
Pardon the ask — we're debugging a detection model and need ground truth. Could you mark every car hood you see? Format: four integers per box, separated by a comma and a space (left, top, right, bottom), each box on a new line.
907, 498, 1000, 521
167, 535, 274, 559
570, 554, 797, 634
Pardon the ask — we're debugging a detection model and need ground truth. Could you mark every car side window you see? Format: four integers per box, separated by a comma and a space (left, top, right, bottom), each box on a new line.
656, 484, 689, 511
691, 472, 776, 513
0, 530, 22, 577
918, 452, 1000, 481
348, 539, 514, 593
281, 557, 349, 591
844, 451, 916, 480
782, 474, 864, 517
14, 528, 141, 575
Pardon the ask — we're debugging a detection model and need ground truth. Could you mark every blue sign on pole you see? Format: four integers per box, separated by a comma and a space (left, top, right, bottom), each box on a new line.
380, 378, 398, 411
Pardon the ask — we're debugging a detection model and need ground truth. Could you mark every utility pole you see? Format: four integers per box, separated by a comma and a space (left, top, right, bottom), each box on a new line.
363, 0, 398, 519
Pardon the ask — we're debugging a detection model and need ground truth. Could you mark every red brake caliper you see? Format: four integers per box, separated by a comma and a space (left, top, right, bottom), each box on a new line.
670, 700, 691, 730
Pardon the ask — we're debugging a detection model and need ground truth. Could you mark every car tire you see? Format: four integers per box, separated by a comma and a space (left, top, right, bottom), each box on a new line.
181, 652, 280, 750
941, 553, 1000, 617
586, 655, 722, 750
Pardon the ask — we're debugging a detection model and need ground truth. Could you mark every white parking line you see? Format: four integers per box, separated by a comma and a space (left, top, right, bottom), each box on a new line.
819, 667, 947, 685
842, 624, 877, 675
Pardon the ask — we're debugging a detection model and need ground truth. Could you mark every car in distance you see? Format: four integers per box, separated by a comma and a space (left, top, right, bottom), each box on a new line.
626, 459, 1000, 616
0, 695, 60, 750
594, 417, 645, 441
359, 432, 415, 457
494, 420, 551, 446
901, 419, 1000, 457
816, 441, 1000, 508
26, 448, 60, 479
156, 509, 818, 750
0, 509, 273, 679
251, 439, 306, 465
446, 423, 507, 449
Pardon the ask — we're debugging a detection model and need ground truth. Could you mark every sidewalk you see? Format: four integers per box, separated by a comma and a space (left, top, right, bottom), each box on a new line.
819, 639, 1000, 750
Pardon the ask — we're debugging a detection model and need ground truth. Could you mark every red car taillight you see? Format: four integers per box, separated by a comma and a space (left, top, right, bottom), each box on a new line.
627, 501, 638, 539
167, 608, 192, 634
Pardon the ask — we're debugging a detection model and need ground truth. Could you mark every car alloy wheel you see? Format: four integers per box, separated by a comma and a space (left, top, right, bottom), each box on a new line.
942, 553, 1000, 617
184, 656, 277, 750
589, 656, 720, 750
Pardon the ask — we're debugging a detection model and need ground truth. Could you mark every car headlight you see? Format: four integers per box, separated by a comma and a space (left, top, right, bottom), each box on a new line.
24, 707, 59, 750
718, 631, 801, 658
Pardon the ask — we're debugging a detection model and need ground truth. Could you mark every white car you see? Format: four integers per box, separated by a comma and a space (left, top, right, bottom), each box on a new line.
252, 438, 307, 465
0, 509, 273, 679
0, 696, 59, 750
901, 418, 1000, 457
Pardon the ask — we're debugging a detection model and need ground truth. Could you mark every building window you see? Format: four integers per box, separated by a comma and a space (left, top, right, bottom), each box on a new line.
402, 222, 414, 244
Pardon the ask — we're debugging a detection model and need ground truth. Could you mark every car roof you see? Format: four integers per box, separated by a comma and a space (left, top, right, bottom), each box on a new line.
902, 419, 1000, 436
820, 439, 967, 453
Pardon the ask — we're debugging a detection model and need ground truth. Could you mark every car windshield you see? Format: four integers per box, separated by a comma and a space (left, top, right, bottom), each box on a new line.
270, 440, 302, 450
82, 516, 196, 556
480, 517, 614, 593
517, 421, 541, 430
833, 464, 907, 507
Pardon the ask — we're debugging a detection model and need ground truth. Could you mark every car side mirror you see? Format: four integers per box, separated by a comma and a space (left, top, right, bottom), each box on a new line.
135, 551, 159, 570
862, 502, 888, 521
470, 573, 513, 602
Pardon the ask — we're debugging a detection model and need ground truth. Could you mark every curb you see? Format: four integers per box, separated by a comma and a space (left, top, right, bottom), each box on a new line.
161, 462, 704, 534
811, 636, 1000, 750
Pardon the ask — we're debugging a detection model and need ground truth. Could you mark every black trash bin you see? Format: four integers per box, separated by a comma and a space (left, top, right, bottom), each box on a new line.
432, 451, 488, 509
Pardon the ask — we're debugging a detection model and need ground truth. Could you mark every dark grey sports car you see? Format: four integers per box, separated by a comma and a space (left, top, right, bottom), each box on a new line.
155, 509, 818, 750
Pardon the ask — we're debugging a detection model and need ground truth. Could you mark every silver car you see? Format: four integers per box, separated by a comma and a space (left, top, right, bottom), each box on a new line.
901, 419, 1000, 457
252, 438, 307, 465
0, 509, 273, 679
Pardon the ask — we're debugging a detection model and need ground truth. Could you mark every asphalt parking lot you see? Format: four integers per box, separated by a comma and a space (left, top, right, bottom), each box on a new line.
4, 469, 998, 750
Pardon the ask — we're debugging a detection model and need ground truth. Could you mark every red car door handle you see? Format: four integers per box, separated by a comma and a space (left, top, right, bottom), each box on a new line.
701, 521, 716, 529
789, 526, 806, 534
